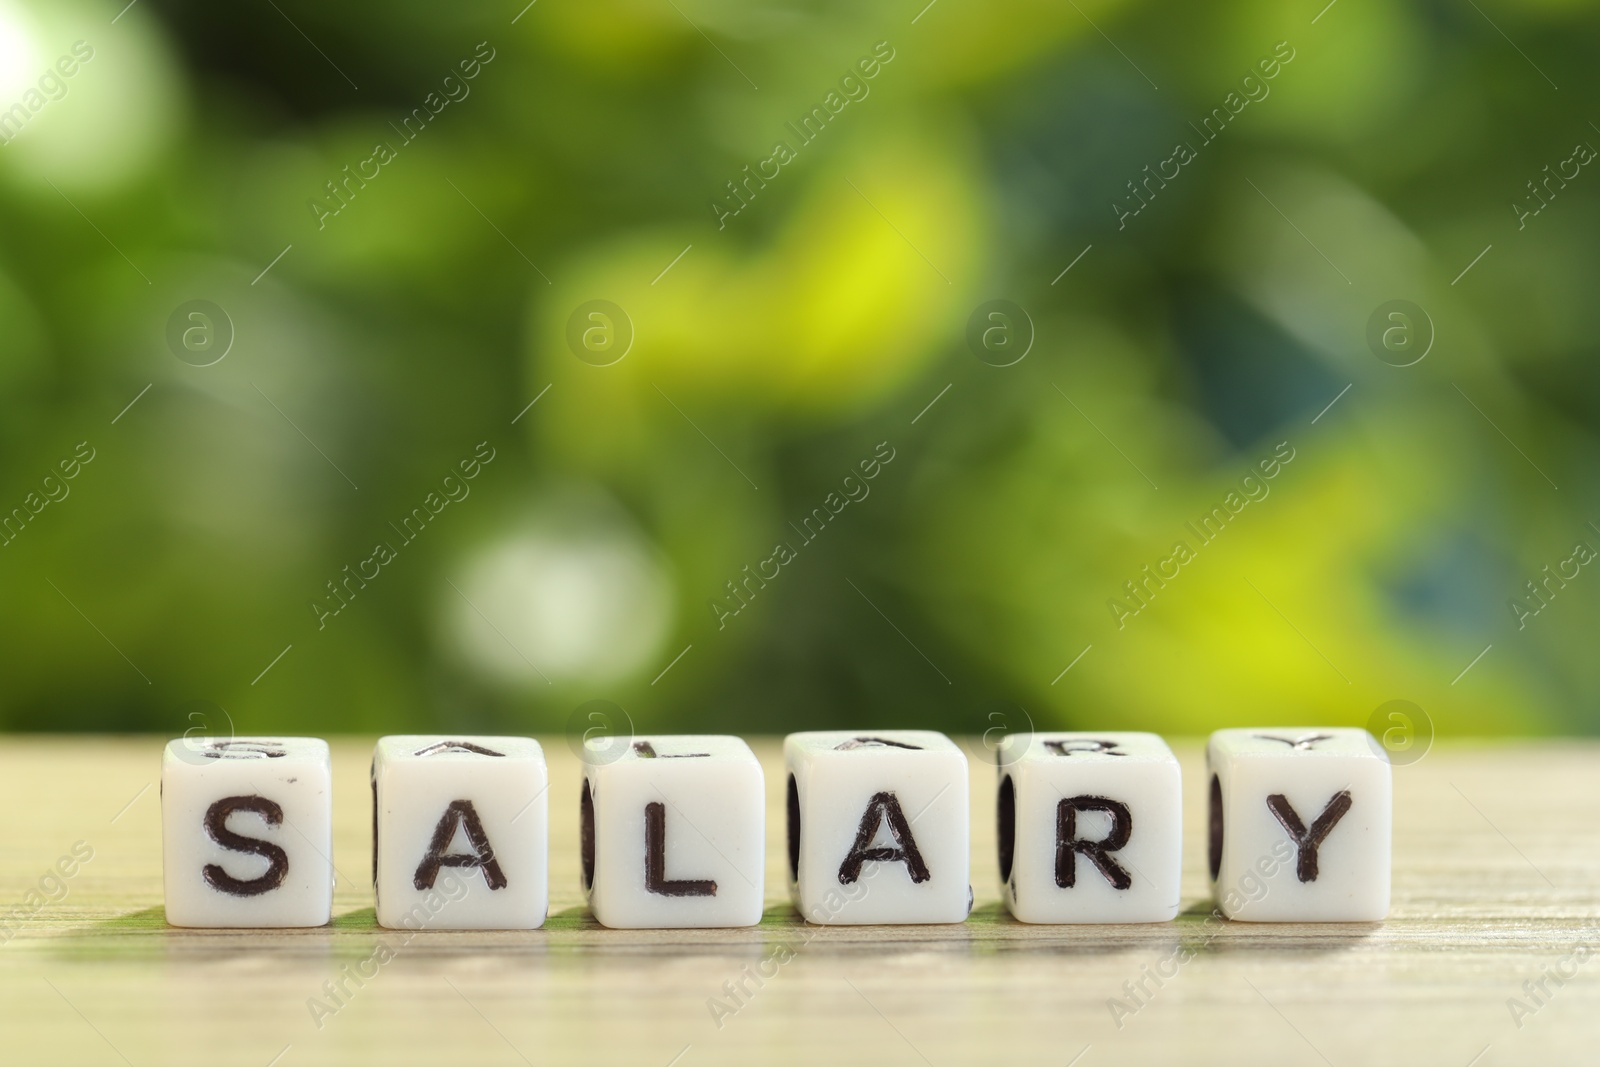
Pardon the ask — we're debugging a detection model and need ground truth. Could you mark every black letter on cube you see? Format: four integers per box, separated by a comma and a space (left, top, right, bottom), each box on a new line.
838, 791, 930, 885
414, 799, 507, 891
1267, 791, 1353, 882
203, 795, 290, 897
644, 802, 717, 896
1055, 796, 1133, 890
413, 741, 505, 758
1044, 739, 1126, 758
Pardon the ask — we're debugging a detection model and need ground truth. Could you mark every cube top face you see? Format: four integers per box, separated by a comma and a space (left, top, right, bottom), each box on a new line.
582, 734, 764, 929
162, 736, 333, 929
374, 734, 546, 767
164, 735, 329, 768
1207, 727, 1391, 922
373, 735, 548, 931
997, 732, 1180, 924
998, 731, 1176, 769
785, 730, 963, 763
786, 729, 970, 925
1207, 728, 1388, 765
583, 734, 757, 770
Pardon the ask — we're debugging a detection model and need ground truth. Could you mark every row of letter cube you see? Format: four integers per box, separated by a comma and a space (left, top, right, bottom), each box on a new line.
161, 727, 1390, 928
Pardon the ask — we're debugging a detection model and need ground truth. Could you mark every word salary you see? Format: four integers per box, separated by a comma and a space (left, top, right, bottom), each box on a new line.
163, 728, 1387, 932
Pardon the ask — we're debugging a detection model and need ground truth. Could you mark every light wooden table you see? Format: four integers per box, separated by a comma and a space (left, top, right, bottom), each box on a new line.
0, 737, 1594, 1065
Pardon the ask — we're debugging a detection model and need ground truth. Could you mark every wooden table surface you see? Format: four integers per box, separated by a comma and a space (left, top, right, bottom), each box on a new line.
0, 737, 1595, 1066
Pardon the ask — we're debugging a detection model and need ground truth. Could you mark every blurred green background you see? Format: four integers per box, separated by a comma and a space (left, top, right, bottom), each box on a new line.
0, 0, 1595, 739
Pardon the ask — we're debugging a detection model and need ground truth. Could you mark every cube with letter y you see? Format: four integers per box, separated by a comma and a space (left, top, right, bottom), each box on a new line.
372, 736, 549, 930
580, 735, 764, 928
162, 737, 333, 928
1207, 728, 1391, 921
785, 731, 970, 924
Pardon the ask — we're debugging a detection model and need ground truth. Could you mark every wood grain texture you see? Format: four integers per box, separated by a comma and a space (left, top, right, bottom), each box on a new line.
0, 737, 1595, 1066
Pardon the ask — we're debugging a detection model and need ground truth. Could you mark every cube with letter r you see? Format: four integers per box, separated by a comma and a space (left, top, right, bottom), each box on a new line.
162, 736, 333, 928
1207, 728, 1392, 921
995, 732, 1181, 924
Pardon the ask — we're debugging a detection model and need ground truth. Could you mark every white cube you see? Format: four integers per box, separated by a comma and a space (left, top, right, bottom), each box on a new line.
580, 735, 764, 929
785, 730, 970, 925
1207, 728, 1391, 922
161, 736, 333, 928
372, 736, 549, 930
995, 732, 1181, 924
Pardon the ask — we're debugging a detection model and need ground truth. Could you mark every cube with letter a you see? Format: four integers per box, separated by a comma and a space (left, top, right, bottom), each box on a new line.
580, 735, 764, 929
785, 730, 970, 924
372, 735, 549, 930
995, 732, 1181, 923
162, 736, 333, 928
1207, 728, 1391, 921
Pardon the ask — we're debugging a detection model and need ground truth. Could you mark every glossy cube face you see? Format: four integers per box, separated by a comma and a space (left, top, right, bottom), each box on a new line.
161, 737, 333, 928
580, 736, 764, 929
996, 732, 1181, 924
785, 731, 970, 925
372, 736, 549, 930
1207, 728, 1392, 922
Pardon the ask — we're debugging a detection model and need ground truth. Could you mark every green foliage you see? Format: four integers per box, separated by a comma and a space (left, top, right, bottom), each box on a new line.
0, 0, 1596, 736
